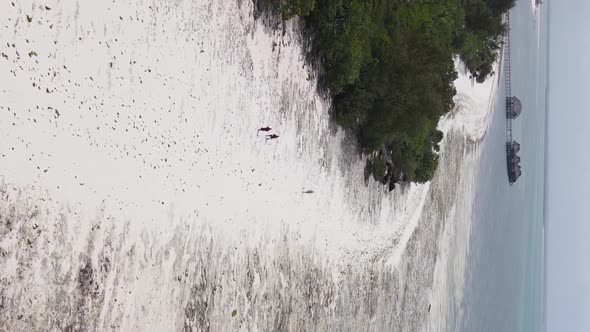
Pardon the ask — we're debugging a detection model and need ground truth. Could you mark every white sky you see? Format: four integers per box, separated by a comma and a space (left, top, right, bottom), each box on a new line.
546, 0, 590, 331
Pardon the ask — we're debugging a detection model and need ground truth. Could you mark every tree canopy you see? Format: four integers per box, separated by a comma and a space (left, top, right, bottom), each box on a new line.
268, 0, 515, 187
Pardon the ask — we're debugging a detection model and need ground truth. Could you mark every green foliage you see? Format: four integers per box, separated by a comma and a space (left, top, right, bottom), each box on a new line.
367, 155, 387, 182
276, 0, 316, 19
455, 0, 509, 82
276, 0, 511, 186
484, 0, 517, 14
308, 0, 371, 94
415, 146, 439, 182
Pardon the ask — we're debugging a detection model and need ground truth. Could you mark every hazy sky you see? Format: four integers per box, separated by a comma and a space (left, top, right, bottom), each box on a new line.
546, 0, 590, 331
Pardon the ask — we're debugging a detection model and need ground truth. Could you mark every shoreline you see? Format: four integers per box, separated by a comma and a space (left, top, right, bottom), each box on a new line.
0, 0, 506, 330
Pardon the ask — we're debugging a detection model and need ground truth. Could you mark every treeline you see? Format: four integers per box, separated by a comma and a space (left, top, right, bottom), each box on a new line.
268, 0, 515, 188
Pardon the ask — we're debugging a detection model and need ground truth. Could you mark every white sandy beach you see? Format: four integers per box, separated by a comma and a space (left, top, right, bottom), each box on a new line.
1, 0, 498, 330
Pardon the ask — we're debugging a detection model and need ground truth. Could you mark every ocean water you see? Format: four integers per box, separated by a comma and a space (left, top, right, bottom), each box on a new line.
455, 2, 547, 331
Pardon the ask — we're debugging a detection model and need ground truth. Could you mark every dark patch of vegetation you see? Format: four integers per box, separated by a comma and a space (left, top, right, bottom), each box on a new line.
266, 0, 514, 188
367, 154, 387, 182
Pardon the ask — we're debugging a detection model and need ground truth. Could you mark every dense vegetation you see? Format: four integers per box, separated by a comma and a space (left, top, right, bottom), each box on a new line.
265, 0, 515, 188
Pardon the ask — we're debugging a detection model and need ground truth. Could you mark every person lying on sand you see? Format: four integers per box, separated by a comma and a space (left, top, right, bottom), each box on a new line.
258, 126, 272, 132
265, 134, 279, 140
303, 190, 314, 194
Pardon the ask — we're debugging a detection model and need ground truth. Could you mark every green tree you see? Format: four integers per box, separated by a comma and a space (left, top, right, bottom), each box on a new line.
274, 0, 511, 186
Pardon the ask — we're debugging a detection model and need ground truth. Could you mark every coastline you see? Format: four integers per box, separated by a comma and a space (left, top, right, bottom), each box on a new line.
0, 0, 511, 330
424, 58, 501, 331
